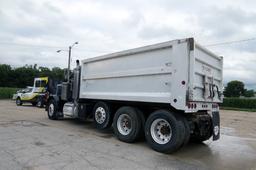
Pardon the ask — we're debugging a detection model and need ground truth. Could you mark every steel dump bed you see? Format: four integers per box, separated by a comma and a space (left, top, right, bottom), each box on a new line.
80, 38, 223, 111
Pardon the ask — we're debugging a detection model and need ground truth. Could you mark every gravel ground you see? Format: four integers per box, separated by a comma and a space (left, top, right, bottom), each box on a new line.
0, 100, 256, 170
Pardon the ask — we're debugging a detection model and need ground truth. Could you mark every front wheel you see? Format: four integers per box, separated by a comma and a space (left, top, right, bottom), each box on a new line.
93, 102, 112, 130
47, 100, 58, 120
145, 110, 183, 153
16, 97, 22, 106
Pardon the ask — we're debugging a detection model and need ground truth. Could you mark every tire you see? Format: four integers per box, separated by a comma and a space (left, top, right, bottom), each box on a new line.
32, 102, 37, 106
36, 97, 44, 108
144, 110, 183, 153
113, 106, 143, 143
179, 116, 191, 147
16, 97, 22, 106
93, 102, 112, 130
47, 99, 58, 120
135, 108, 145, 140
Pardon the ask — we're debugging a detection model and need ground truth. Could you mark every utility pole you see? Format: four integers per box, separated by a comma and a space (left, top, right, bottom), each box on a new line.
57, 42, 78, 82
68, 46, 71, 82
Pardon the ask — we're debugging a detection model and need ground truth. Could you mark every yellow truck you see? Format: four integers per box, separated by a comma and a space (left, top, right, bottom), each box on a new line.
15, 77, 49, 107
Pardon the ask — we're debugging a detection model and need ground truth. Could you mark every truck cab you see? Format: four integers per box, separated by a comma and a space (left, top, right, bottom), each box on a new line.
16, 77, 49, 107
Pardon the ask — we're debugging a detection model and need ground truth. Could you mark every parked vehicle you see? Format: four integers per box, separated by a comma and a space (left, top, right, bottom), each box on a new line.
15, 77, 49, 107
12, 86, 32, 100
46, 38, 223, 153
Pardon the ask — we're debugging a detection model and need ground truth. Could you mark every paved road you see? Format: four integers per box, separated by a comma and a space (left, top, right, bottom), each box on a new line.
0, 100, 256, 170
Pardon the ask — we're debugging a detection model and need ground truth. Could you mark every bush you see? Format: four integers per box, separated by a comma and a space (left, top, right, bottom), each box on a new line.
221, 98, 256, 109
0, 87, 19, 99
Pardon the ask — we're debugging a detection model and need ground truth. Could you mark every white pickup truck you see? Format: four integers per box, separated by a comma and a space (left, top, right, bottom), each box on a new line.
46, 38, 223, 153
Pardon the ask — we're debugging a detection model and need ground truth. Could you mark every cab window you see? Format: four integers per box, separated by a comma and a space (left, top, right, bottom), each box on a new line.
41, 80, 47, 87
35, 81, 40, 87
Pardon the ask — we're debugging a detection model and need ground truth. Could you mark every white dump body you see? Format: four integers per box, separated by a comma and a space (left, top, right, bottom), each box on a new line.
80, 38, 223, 111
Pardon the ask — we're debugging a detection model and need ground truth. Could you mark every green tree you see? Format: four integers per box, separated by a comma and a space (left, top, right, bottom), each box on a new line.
51, 67, 64, 80
244, 89, 255, 97
0, 64, 64, 88
0, 64, 12, 87
224, 80, 245, 97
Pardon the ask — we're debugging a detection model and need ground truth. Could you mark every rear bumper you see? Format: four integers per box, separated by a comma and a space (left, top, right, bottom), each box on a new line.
185, 102, 219, 113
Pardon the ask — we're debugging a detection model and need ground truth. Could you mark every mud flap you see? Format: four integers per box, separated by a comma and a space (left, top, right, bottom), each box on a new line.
212, 111, 220, 140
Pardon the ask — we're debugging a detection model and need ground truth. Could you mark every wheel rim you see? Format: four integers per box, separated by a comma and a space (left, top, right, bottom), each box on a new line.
37, 101, 41, 106
150, 118, 172, 144
95, 107, 106, 124
16, 99, 20, 105
49, 103, 54, 116
117, 114, 132, 135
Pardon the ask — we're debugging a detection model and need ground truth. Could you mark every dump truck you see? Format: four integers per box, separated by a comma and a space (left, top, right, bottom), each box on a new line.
46, 38, 223, 153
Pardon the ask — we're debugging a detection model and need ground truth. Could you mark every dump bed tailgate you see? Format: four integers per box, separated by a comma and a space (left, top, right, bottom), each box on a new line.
188, 41, 223, 103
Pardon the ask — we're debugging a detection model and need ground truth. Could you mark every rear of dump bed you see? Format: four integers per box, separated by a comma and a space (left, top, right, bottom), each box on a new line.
80, 38, 223, 111
188, 39, 223, 103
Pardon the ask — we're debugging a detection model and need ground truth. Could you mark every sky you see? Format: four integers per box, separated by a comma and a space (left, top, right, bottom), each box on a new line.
0, 0, 256, 89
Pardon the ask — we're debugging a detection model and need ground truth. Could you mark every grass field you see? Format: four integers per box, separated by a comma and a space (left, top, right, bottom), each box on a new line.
221, 98, 256, 112
220, 107, 256, 112
0, 87, 19, 99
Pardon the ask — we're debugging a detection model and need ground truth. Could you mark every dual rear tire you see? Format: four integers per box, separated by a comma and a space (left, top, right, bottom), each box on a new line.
93, 104, 144, 143
145, 110, 188, 153
92, 102, 191, 153
113, 106, 143, 143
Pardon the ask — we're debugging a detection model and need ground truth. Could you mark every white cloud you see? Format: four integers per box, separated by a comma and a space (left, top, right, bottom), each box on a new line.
0, 0, 256, 88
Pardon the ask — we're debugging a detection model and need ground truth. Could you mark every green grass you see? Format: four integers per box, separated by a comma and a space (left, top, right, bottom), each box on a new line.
0, 87, 19, 99
221, 98, 256, 109
220, 107, 256, 112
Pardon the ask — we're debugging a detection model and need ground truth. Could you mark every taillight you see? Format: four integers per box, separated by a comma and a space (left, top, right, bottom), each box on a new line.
212, 103, 218, 108
187, 103, 197, 109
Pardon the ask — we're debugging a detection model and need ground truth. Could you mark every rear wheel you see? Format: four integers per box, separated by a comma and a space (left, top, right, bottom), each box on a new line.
36, 97, 44, 108
93, 102, 112, 130
179, 116, 191, 147
47, 99, 58, 120
113, 106, 143, 143
16, 97, 22, 106
145, 110, 183, 153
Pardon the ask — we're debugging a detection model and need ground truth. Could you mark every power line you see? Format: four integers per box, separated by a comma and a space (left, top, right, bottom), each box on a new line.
0, 41, 110, 53
205, 37, 256, 47
1, 37, 256, 51
0, 41, 65, 49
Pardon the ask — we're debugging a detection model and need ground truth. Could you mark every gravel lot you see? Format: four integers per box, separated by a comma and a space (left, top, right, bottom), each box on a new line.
0, 100, 256, 170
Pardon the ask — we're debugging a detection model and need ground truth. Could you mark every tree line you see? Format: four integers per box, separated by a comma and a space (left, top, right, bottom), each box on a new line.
0, 64, 64, 88
224, 80, 255, 97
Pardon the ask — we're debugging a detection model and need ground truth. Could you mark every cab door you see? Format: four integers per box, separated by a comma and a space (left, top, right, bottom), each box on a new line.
20, 88, 33, 101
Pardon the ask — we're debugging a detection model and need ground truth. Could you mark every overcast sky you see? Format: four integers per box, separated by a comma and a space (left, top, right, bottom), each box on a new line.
0, 0, 256, 89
